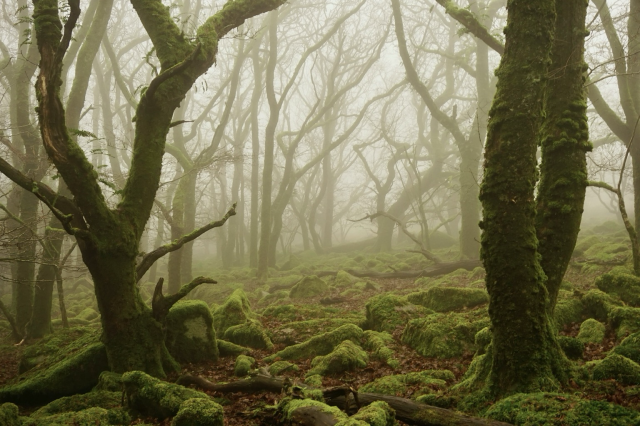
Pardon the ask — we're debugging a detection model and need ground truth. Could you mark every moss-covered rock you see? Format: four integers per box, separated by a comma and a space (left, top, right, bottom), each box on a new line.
272, 316, 365, 345
223, 319, 273, 350
171, 397, 224, 426
557, 336, 583, 360
596, 269, 640, 306
365, 293, 431, 333
268, 361, 299, 376
577, 318, 605, 344
217, 339, 251, 357
334, 271, 361, 288
307, 340, 368, 376
592, 354, 640, 385
407, 287, 489, 312
165, 300, 219, 363
358, 370, 451, 396
401, 309, 489, 358
582, 289, 621, 322
212, 289, 253, 335
21, 406, 130, 426
486, 392, 640, 425
612, 331, 640, 364
234, 355, 255, 377
553, 297, 584, 330
363, 331, 399, 369
289, 276, 329, 299
29, 391, 121, 418
264, 324, 363, 362
279, 398, 347, 422
76, 307, 99, 322
335, 401, 396, 426
584, 241, 629, 263
609, 306, 640, 338
0, 403, 20, 426
474, 327, 492, 356
93, 371, 122, 392
122, 370, 210, 419
304, 374, 323, 387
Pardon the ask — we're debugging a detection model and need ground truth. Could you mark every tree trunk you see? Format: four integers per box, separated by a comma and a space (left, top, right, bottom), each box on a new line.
249, 38, 263, 269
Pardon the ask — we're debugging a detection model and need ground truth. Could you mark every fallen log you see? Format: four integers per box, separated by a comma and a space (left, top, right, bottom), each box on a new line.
176, 374, 511, 426
314, 260, 482, 280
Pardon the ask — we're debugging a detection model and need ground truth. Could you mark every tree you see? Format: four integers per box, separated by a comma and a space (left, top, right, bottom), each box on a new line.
0, 0, 286, 376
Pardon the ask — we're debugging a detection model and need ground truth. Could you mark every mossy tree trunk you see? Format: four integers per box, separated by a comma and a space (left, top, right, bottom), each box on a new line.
21, 0, 285, 376
479, 0, 582, 396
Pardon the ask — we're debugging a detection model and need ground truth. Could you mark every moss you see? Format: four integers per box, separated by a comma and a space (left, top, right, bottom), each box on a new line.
281, 398, 347, 421
363, 330, 399, 369
29, 391, 120, 418
582, 289, 621, 322
0, 403, 20, 426
234, 355, 255, 377
289, 276, 329, 299
557, 336, 583, 360
592, 354, 640, 385
21, 406, 130, 425
485, 392, 640, 425
407, 287, 489, 312
75, 307, 99, 322
577, 318, 605, 344
259, 290, 289, 305
307, 340, 368, 376
171, 397, 224, 426
612, 331, 640, 364
474, 327, 492, 355
165, 300, 219, 363
122, 370, 209, 419
609, 306, 640, 338
272, 317, 365, 345
596, 270, 640, 306
217, 339, 250, 356
267, 274, 303, 290
401, 309, 489, 358
190, 282, 242, 307
584, 242, 630, 264
261, 304, 331, 322
358, 371, 449, 395
212, 289, 253, 335
365, 293, 431, 333
415, 393, 457, 408
268, 361, 299, 376
334, 271, 361, 288
304, 374, 323, 387
264, 324, 363, 362
223, 319, 273, 350
94, 371, 123, 392
335, 401, 396, 426
553, 297, 584, 330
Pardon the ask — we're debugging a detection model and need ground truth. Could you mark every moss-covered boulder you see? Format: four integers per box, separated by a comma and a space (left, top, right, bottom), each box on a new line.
609, 306, 640, 338
612, 331, 640, 364
358, 370, 451, 396
553, 297, 584, 330
279, 398, 347, 423
94, 371, 122, 392
172, 397, 224, 426
485, 392, 640, 425
268, 361, 299, 376
212, 289, 253, 335
592, 354, 640, 385
289, 276, 329, 299
557, 336, 584, 360
596, 269, 640, 306
234, 355, 255, 377
307, 340, 368, 376
335, 401, 396, 426
76, 307, 99, 322
264, 324, 363, 362
0, 403, 20, 426
21, 407, 130, 426
582, 289, 621, 322
402, 309, 489, 358
272, 316, 365, 345
223, 319, 273, 350
217, 339, 251, 357
365, 293, 431, 333
363, 330, 399, 369
407, 287, 489, 312
122, 370, 210, 419
29, 391, 121, 419
334, 270, 361, 288
261, 304, 331, 322
577, 318, 605, 344
165, 300, 219, 363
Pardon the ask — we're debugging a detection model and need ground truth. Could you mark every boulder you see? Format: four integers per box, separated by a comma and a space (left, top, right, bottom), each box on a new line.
212, 289, 253, 335
577, 319, 606, 344
165, 300, 219, 363
223, 319, 273, 350
234, 355, 255, 377
596, 268, 640, 306
407, 287, 489, 312
307, 340, 368, 376
289, 276, 329, 299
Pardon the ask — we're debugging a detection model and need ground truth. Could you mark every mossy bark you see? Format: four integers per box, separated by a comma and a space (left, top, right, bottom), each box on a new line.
479, 0, 569, 396
535, 0, 590, 310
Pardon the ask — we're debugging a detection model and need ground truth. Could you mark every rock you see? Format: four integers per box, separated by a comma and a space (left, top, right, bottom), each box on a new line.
558, 336, 584, 360
268, 361, 299, 376
29, 391, 121, 418
407, 287, 489, 312
172, 398, 224, 426
0, 403, 20, 426
577, 319, 606, 344
593, 354, 640, 385
289, 276, 329, 299
582, 289, 621, 322
365, 293, 431, 333
596, 269, 640, 306
234, 355, 255, 377
212, 289, 253, 335
93, 371, 123, 392
76, 307, 99, 322
335, 401, 396, 426
223, 319, 273, 350
217, 339, 251, 356
363, 330, 399, 368
307, 340, 368, 376
21, 407, 130, 426
553, 297, 584, 330
165, 300, 219, 363
609, 306, 640, 338
358, 370, 452, 396
334, 271, 361, 288
613, 331, 640, 364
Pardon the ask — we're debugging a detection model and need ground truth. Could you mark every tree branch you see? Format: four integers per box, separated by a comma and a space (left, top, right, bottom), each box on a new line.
152, 276, 217, 321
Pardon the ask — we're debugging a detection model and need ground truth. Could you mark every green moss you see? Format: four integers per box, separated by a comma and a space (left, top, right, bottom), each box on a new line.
30, 391, 120, 418
596, 270, 640, 306
266, 274, 303, 290
75, 307, 99, 322
281, 398, 347, 421
485, 392, 640, 425
289, 276, 329, 299
272, 317, 365, 345
609, 306, 640, 338
21, 406, 130, 426
171, 397, 224, 426
582, 289, 621, 322
264, 324, 363, 362
122, 370, 209, 419
165, 300, 219, 363
217, 339, 250, 356
363, 331, 399, 369
307, 340, 368, 376
335, 401, 396, 426
415, 393, 457, 408
267, 361, 298, 376
592, 354, 640, 385
358, 371, 449, 395
584, 242, 629, 264
234, 355, 255, 377
401, 309, 489, 358
407, 287, 489, 312
612, 331, 640, 364
557, 336, 583, 360
0, 403, 19, 426
190, 282, 243, 307
577, 318, 605, 344
365, 293, 431, 333
261, 304, 332, 322
223, 319, 273, 350
335, 271, 361, 288
553, 297, 584, 330
212, 289, 253, 335
474, 327, 492, 355
259, 290, 289, 305
304, 374, 323, 387
94, 371, 123, 392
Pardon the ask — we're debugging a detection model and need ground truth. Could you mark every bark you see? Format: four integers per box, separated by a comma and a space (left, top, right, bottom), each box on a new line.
478, 0, 568, 396
249, 39, 263, 268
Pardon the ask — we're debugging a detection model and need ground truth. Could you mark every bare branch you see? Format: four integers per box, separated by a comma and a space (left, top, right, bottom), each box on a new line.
152, 276, 217, 321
